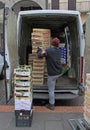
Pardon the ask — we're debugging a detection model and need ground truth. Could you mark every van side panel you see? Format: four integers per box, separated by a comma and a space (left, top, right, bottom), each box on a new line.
85, 13, 90, 76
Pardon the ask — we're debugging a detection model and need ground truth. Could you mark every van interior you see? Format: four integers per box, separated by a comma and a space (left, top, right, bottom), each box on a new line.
18, 13, 80, 91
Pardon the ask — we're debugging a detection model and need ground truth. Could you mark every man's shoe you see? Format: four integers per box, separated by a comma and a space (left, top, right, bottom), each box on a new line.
46, 103, 55, 110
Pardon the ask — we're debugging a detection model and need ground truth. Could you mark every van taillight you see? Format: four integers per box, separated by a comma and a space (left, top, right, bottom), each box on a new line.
80, 57, 84, 83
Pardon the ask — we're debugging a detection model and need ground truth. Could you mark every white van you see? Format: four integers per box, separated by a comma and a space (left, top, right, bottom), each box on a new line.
15, 10, 85, 100
0, 48, 4, 79
0, 53, 4, 78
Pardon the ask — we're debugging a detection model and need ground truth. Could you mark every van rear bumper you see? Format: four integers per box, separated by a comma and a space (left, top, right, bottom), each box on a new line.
33, 92, 79, 99
33, 89, 80, 100
33, 85, 85, 99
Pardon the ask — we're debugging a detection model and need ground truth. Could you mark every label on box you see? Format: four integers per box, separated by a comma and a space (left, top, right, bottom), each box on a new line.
15, 99, 32, 110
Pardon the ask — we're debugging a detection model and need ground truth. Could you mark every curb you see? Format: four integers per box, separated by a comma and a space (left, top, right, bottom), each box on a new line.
0, 105, 84, 113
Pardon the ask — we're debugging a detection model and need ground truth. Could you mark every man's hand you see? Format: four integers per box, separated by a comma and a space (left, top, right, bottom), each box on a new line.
37, 47, 42, 53
37, 47, 43, 58
37, 47, 47, 58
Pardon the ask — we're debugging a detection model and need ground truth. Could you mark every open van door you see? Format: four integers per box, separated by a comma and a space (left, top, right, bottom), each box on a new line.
5, 10, 18, 102
85, 13, 90, 77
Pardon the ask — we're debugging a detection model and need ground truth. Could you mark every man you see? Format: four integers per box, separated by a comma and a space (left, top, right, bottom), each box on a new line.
37, 37, 62, 110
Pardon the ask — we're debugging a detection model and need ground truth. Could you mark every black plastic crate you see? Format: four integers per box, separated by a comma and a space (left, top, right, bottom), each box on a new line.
15, 110, 33, 127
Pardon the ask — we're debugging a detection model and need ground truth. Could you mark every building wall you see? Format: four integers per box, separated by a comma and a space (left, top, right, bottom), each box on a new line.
0, 0, 89, 48
1, 0, 46, 9
0, 0, 90, 22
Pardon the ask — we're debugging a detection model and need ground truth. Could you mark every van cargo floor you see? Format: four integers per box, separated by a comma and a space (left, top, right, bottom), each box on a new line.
56, 75, 77, 87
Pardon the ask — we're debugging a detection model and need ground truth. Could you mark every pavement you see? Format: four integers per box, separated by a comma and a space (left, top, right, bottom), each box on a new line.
0, 112, 83, 130
0, 106, 84, 130
0, 79, 85, 130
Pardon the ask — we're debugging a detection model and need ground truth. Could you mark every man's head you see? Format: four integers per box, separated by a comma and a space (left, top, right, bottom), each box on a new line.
51, 37, 60, 47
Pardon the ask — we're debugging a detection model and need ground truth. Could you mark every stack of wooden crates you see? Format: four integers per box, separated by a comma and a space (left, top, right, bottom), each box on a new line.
84, 73, 90, 125
31, 28, 51, 53
14, 65, 33, 127
28, 28, 51, 85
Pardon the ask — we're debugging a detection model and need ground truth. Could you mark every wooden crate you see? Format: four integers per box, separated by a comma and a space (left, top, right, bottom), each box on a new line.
14, 81, 31, 87
32, 77, 44, 85
32, 58, 45, 85
28, 53, 48, 85
14, 89, 32, 98
28, 54, 37, 66
14, 67, 32, 80
31, 28, 51, 53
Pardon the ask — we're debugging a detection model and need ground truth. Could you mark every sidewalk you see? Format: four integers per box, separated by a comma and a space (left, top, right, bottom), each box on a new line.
0, 106, 84, 130
0, 79, 85, 129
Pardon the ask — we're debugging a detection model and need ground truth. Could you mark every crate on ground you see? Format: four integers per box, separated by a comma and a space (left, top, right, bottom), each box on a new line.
14, 66, 32, 78
14, 80, 31, 87
15, 96, 33, 110
14, 65, 33, 111
14, 88, 32, 98
15, 110, 33, 127
14, 93, 33, 111
14, 66, 32, 86
84, 73, 90, 125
